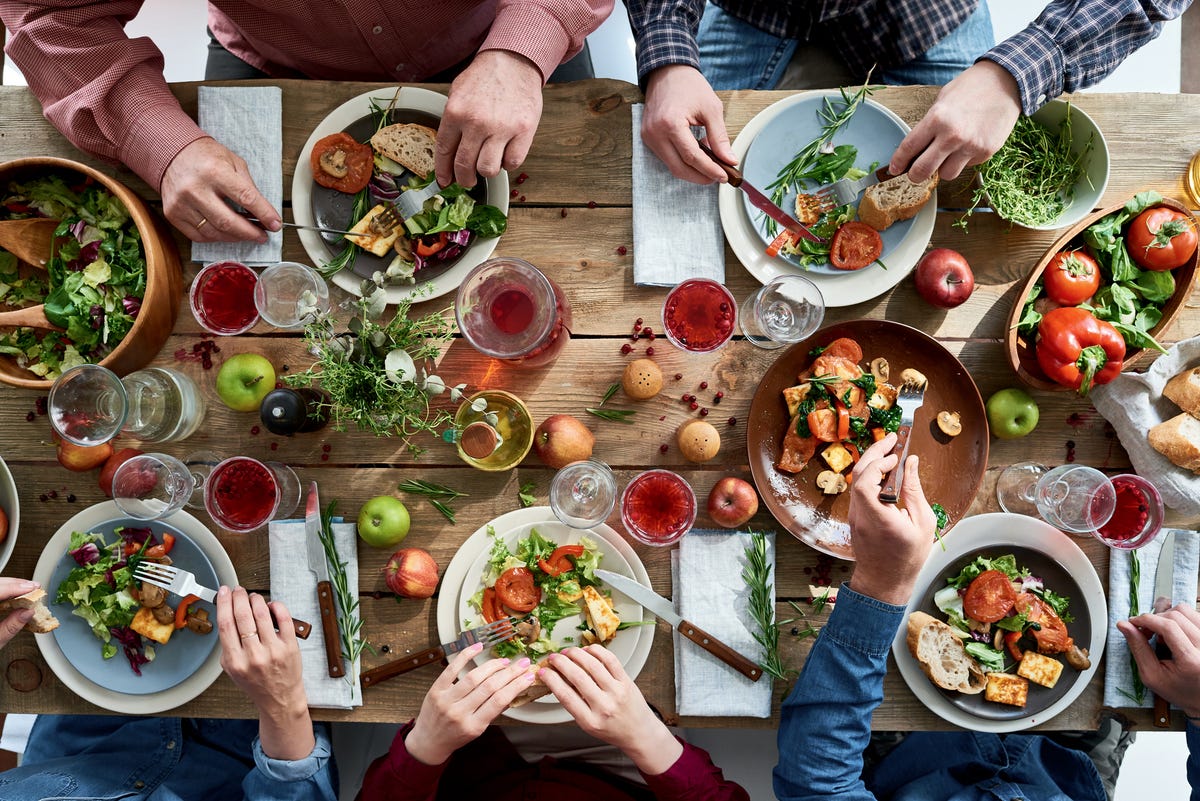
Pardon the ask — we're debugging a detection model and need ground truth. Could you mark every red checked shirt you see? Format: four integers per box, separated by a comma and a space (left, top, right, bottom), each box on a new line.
0, 0, 611, 190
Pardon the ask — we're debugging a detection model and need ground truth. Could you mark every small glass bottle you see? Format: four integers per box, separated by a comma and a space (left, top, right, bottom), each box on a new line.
451, 390, 533, 471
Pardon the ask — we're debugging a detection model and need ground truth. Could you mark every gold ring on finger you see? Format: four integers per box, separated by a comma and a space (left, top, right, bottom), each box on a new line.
196, 217, 208, 230
240, 630, 258, 640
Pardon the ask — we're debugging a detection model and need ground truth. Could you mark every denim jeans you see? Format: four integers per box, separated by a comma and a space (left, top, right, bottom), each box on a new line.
698, 2, 995, 90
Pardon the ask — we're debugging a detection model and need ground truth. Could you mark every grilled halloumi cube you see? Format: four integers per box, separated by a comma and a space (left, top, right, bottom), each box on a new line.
794, 193, 824, 225
984, 672, 1029, 707
868, 383, 898, 410
346, 204, 402, 257
821, 443, 855, 474
582, 585, 620, 643
782, 384, 811, 419
130, 606, 174, 645
1017, 651, 1064, 689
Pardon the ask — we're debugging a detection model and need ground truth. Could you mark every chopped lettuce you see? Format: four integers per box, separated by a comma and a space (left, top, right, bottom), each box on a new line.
964, 642, 1007, 672
946, 554, 1019, 588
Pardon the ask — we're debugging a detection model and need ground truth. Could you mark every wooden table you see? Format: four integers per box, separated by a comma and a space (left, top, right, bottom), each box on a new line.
0, 79, 1197, 731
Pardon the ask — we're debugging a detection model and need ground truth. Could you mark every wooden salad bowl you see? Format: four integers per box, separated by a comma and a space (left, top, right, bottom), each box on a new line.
0, 157, 183, 389
1005, 194, 1199, 392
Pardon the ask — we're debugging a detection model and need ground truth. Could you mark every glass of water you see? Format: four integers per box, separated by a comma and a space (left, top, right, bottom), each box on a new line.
253, 261, 330, 328
739, 274, 825, 349
996, 461, 1117, 534
550, 459, 618, 529
112, 453, 200, 521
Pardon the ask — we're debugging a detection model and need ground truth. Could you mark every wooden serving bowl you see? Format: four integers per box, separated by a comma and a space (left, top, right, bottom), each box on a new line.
0, 157, 182, 389
1005, 195, 1198, 392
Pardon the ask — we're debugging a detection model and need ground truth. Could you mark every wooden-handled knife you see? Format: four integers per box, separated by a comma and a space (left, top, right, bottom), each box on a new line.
306, 482, 344, 678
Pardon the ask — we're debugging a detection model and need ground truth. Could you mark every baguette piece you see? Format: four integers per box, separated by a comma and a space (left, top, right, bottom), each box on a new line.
509, 660, 555, 708
1164, 367, 1200, 417
370, 123, 437, 179
1148, 412, 1200, 473
906, 611, 987, 694
0, 588, 60, 633
858, 173, 938, 231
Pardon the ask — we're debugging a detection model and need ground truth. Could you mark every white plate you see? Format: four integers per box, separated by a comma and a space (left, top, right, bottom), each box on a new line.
32, 501, 237, 714
891, 513, 1107, 733
437, 507, 654, 724
719, 93, 936, 307
291, 86, 510, 305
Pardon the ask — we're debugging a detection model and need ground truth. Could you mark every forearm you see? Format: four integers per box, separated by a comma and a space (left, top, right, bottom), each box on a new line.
357, 721, 445, 801
773, 585, 900, 801
242, 724, 337, 801
623, 0, 704, 85
982, 0, 1191, 113
480, 0, 613, 82
258, 702, 317, 762
0, 0, 206, 188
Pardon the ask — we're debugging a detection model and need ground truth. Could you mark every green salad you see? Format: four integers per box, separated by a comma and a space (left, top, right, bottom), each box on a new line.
0, 175, 147, 379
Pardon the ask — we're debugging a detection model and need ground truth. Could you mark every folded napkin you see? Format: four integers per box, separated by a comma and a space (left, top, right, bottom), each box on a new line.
1103, 528, 1200, 708
1091, 335, 1200, 517
191, 86, 283, 266
672, 529, 774, 718
630, 104, 725, 287
268, 519, 362, 709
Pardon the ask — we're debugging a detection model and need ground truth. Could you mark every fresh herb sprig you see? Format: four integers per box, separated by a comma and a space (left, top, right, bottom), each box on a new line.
743, 531, 794, 681
599, 383, 620, 406
1120, 548, 1147, 705
398, 479, 467, 523
518, 481, 537, 508
586, 407, 636, 423
317, 501, 370, 671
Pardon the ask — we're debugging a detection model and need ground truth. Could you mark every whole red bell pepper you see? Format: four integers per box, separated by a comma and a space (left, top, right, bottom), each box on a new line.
1035, 307, 1125, 396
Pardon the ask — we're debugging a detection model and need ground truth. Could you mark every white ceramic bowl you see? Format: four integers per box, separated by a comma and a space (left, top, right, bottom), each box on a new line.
979, 99, 1110, 231
0, 455, 19, 574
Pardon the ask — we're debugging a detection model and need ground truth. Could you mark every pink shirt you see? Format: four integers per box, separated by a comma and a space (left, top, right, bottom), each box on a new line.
0, 0, 611, 190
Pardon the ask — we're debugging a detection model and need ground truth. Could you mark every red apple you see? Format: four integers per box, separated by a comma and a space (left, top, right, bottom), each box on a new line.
707, 476, 759, 529
914, 248, 974, 309
384, 548, 440, 599
54, 432, 113, 473
0, 505, 8, 546
99, 448, 144, 497
533, 414, 595, 469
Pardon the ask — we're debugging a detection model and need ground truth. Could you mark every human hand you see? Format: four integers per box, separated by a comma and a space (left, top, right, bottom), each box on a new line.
846, 434, 937, 605
436, 50, 543, 188
890, 60, 1022, 184
641, 65, 734, 184
217, 586, 313, 760
405, 644, 536, 765
0, 578, 40, 649
1118, 603, 1200, 719
540, 645, 683, 775
160, 138, 280, 243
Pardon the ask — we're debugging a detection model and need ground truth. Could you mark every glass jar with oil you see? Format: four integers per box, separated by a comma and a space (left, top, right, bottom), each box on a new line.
452, 390, 534, 471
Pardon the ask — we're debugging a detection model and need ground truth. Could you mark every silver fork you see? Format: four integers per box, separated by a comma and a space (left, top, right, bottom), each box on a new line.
395, 181, 443, 218
361, 616, 525, 688
134, 562, 313, 639
815, 166, 893, 208
878, 379, 927, 504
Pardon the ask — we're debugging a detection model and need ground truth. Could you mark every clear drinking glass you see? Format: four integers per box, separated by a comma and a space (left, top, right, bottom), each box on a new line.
112, 453, 198, 521
996, 462, 1117, 534
620, 469, 697, 546
455, 258, 571, 368
739, 274, 825, 349
550, 459, 618, 529
203, 457, 300, 533
49, 364, 205, 446
253, 261, 330, 328
661, 278, 737, 353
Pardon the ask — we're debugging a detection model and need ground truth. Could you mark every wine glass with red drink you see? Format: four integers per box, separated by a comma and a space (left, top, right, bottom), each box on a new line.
1091, 473, 1164, 549
204, 456, 300, 533
190, 261, 260, 335
456, 257, 572, 368
620, 469, 697, 546
662, 278, 736, 353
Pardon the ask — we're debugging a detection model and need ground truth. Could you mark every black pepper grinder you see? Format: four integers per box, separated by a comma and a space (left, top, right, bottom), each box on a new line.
260, 387, 330, 435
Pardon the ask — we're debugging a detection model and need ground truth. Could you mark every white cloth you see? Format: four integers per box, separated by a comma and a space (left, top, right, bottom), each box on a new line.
672, 529, 774, 718
191, 86, 284, 265
268, 519, 362, 709
1091, 335, 1200, 517
1103, 528, 1200, 708
630, 104, 725, 287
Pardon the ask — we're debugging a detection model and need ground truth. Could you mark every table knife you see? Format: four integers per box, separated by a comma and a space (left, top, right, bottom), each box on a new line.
695, 141, 823, 243
306, 482, 345, 678
1152, 530, 1177, 728
595, 569, 762, 681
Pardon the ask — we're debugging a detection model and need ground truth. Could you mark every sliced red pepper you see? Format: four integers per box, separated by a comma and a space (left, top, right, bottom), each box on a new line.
766, 229, 796, 258
1004, 630, 1024, 662
845, 442, 861, 463
3, 202, 32, 214
834, 399, 850, 441
537, 544, 585, 577
415, 232, 447, 258
174, 593, 201, 629
480, 587, 501, 624
145, 533, 176, 560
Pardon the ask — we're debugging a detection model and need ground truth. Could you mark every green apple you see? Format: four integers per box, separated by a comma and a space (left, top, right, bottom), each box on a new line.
216, 353, 276, 412
357, 495, 411, 548
986, 388, 1040, 439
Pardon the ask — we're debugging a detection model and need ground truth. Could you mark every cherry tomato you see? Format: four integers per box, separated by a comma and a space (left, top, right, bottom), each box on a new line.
962, 569, 1017, 623
829, 222, 883, 271
310, 132, 374, 194
1043, 250, 1100, 306
537, 544, 585, 577
494, 567, 541, 612
1127, 206, 1197, 271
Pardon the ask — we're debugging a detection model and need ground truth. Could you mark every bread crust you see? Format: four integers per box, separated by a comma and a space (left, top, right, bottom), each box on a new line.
0, 588, 60, 633
370, 123, 437, 179
906, 611, 987, 694
1149, 412, 1200, 472
858, 173, 937, 231
1164, 367, 1200, 417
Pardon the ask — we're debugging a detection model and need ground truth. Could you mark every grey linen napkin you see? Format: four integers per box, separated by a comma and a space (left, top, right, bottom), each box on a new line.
1104, 529, 1200, 708
1091, 335, 1200, 517
671, 529, 774, 717
268, 519, 362, 709
630, 104, 725, 286
191, 86, 283, 265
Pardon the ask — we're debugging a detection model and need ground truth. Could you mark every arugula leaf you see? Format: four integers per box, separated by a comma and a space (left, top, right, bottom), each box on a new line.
1033, 587, 1075, 623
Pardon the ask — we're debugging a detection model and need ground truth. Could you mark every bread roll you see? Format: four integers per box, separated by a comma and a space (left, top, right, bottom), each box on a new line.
370, 123, 437, 179
1164, 367, 1200, 417
906, 611, 986, 694
1149, 412, 1200, 473
0, 588, 60, 633
858, 173, 938, 231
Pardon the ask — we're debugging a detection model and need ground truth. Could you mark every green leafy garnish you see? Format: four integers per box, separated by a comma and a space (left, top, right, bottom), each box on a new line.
586, 407, 636, 423
398, 479, 467, 523
518, 481, 537, 508
743, 531, 793, 681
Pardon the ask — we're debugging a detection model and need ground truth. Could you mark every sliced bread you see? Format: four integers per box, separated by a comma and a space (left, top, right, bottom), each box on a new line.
0, 588, 60, 633
370, 123, 437, 179
1164, 366, 1200, 417
858, 173, 938, 231
1149, 412, 1200, 473
906, 611, 986, 694
509, 660, 555, 708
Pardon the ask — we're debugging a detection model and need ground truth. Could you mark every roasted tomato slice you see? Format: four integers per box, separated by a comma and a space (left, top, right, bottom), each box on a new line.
480, 587, 502, 623
1016, 594, 1074, 654
310, 132, 374, 194
963, 569, 1018, 623
829, 221, 883, 271
495, 567, 541, 612
537, 544, 585, 577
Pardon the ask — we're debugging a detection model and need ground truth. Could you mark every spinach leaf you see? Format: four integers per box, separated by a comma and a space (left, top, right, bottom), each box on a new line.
466, 204, 508, 238
1128, 270, 1175, 304
1111, 321, 1168, 353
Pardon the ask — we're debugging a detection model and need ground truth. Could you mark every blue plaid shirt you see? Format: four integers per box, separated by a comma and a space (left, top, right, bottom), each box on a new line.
627, 0, 1192, 113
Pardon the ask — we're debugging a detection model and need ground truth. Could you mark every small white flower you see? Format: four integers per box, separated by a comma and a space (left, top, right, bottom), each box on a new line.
384, 348, 416, 384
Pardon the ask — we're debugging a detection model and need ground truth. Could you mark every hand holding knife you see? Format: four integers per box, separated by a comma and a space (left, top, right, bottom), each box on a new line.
305, 483, 345, 678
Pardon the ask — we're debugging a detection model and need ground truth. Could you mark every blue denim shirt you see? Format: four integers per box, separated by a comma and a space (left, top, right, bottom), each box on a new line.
774, 584, 1120, 801
0, 715, 337, 801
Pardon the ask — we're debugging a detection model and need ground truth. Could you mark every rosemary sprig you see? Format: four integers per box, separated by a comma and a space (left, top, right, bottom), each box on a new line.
317, 501, 368, 671
1127, 548, 1146, 704
518, 481, 537, 508
586, 407, 636, 423
599, 383, 620, 406
398, 479, 467, 523
743, 531, 794, 681
810, 588, 832, 615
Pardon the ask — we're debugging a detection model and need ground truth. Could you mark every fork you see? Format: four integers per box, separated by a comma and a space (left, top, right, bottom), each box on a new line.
238, 214, 374, 240
360, 616, 525, 688
134, 562, 313, 639
814, 166, 894, 209
878, 379, 927, 504
395, 180, 443, 218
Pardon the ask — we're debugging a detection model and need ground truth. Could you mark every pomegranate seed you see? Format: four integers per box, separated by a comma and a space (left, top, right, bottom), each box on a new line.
687, 394, 697, 402
616, 246, 627, 256
519, 195, 526, 202
646, 347, 655, 356
321, 454, 330, 462
510, 189, 519, 198
633, 324, 642, 333
270, 442, 279, 451
727, 416, 737, 427
674, 373, 683, 381
587, 200, 597, 209
719, 302, 730, 312
25, 412, 35, 422
681, 393, 690, 401
36, 397, 48, 415
642, 326, 653, 336
636, 318, 644, 326
712, 395, 721, 404
39, 494, 48, 503
689, 401, 698, 410
659, 415, 666, 421
560, 208, 568, 218
517, 172, 529, 183
275, 381, 284, 389
659, 444, 669, 453
322, 444, 332, 453
250, 425, 260, 436
715, 391, 724, 399
699, 381, 708, 390
67, 494, 76, 503
621, 343, 633, 354
48, 490, 58, 499
700, 408, 709, 416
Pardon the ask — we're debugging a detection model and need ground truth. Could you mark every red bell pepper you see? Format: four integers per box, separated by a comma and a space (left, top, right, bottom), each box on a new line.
174, 594, 200, 629
537, 544, 585, 577
766, 230, 796, 258
1004, 630, 1024, 661
1035, 307, 1125, 396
